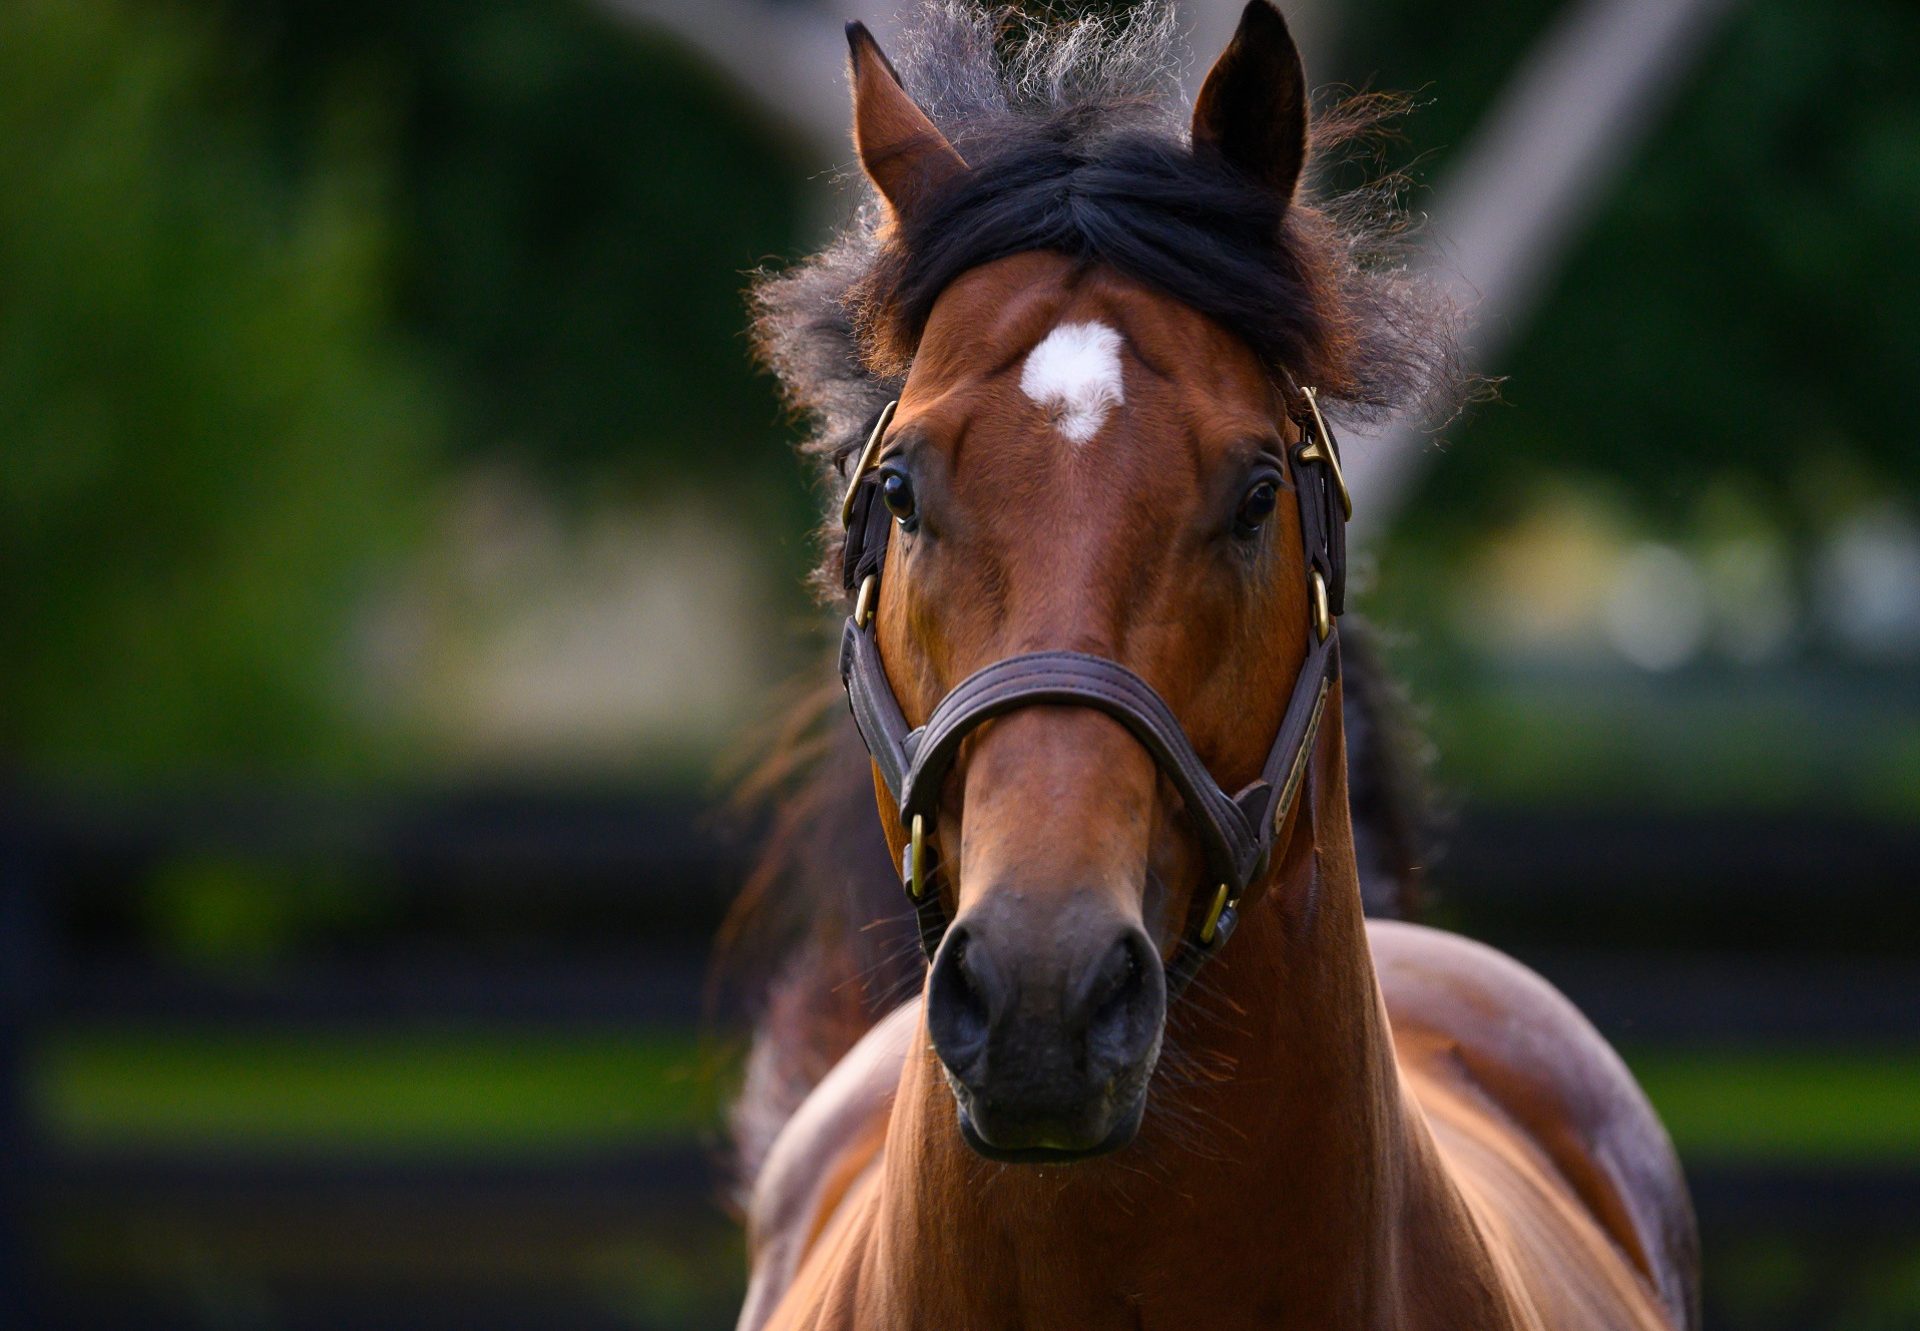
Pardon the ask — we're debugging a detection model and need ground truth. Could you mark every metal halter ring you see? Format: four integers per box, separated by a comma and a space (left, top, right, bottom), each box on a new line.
1311, 570, 1331, 642
855, 574, 878, 628
906, 813, 928, 899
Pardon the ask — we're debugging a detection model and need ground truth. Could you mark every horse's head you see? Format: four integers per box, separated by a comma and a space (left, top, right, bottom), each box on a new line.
844, 3, 1332, 1161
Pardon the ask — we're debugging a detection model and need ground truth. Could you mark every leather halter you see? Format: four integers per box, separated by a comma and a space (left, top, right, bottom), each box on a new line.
836, 386, 1350, 995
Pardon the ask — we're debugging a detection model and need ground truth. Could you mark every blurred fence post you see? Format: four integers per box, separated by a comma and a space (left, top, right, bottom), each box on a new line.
0, 786, 48, 1322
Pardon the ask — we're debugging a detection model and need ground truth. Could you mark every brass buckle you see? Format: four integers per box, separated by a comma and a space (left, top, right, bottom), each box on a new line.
1199, 883, 1232, 945
1310, 569, 1331, 642
840, 400, 898, 528
907, 813, 928, 898
1273, 678, 1329, 834
1294, 386, 1352, 521
854, 573, 878, 628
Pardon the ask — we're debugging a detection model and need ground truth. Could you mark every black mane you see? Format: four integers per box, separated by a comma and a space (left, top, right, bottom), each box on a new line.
869, 124, 1324, 381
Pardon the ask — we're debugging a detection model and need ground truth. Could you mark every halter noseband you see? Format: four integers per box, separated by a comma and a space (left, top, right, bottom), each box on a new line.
836, 386, 1350, 995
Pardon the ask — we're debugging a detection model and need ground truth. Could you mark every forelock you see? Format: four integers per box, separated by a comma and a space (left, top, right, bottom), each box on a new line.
749, 0, 1464, 603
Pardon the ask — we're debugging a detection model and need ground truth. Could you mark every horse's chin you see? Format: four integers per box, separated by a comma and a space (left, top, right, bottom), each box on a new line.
952, 1091, 1147, 1164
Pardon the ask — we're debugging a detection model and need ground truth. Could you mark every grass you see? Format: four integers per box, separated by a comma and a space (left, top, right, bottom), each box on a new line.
32, 1027, 716, 1155
1627, 1048, 1920, 1163
30, 1028, 1920, 1163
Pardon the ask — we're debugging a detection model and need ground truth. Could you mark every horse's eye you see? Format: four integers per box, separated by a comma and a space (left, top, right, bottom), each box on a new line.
1235, 478, 1279, 533
881, 469, 917, 525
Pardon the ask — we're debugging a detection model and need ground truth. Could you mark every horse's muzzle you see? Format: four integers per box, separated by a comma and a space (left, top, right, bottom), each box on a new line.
926, 911, 1165, 1161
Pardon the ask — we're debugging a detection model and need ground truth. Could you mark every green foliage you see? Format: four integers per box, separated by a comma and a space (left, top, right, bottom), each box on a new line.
7, 0, 1916, 783
1343, 0, 1920, 539
1337, 0, 1920, 804
0, 0, 814, 777
0, 0, 438, 774
216, 0, 811, 480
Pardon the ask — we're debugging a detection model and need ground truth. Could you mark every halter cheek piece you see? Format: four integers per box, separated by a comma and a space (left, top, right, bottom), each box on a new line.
836, 388, 1351, 996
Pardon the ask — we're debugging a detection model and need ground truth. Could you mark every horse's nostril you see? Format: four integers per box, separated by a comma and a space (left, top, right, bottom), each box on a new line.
1070, 935, 1129, 1030
928, 916, 1164, 1124
927, 927, 993, 1071
1083, 931, 1163, 1070
1090, 940, 1139, 1024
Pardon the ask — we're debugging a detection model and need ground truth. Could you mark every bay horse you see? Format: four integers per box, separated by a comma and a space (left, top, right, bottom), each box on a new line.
728, 4, 1700, 1328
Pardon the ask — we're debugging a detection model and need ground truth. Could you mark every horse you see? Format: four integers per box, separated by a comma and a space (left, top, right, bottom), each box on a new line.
725, 4, 1701, 1328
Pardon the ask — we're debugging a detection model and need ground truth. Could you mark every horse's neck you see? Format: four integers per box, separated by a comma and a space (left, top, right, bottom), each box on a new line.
866, 716, 1494, 1328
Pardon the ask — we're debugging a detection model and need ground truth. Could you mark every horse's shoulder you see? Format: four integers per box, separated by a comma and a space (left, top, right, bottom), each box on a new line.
1369, 920, 1623, 1083
736, 999, 914, 1331
1368, 920, 1699, 1330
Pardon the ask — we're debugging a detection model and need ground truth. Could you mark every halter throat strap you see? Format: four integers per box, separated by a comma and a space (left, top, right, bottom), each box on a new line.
835, 388, 1350, 992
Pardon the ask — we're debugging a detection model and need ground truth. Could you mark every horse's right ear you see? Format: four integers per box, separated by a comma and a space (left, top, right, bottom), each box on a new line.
846, 21, 967, 222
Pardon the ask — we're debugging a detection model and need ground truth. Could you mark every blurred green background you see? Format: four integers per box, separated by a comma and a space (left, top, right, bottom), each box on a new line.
3, 0, 1917, 1327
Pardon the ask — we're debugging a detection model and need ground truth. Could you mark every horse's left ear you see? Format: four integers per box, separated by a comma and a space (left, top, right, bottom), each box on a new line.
847, 21, 968, 222
1191, 0, 1309, 203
